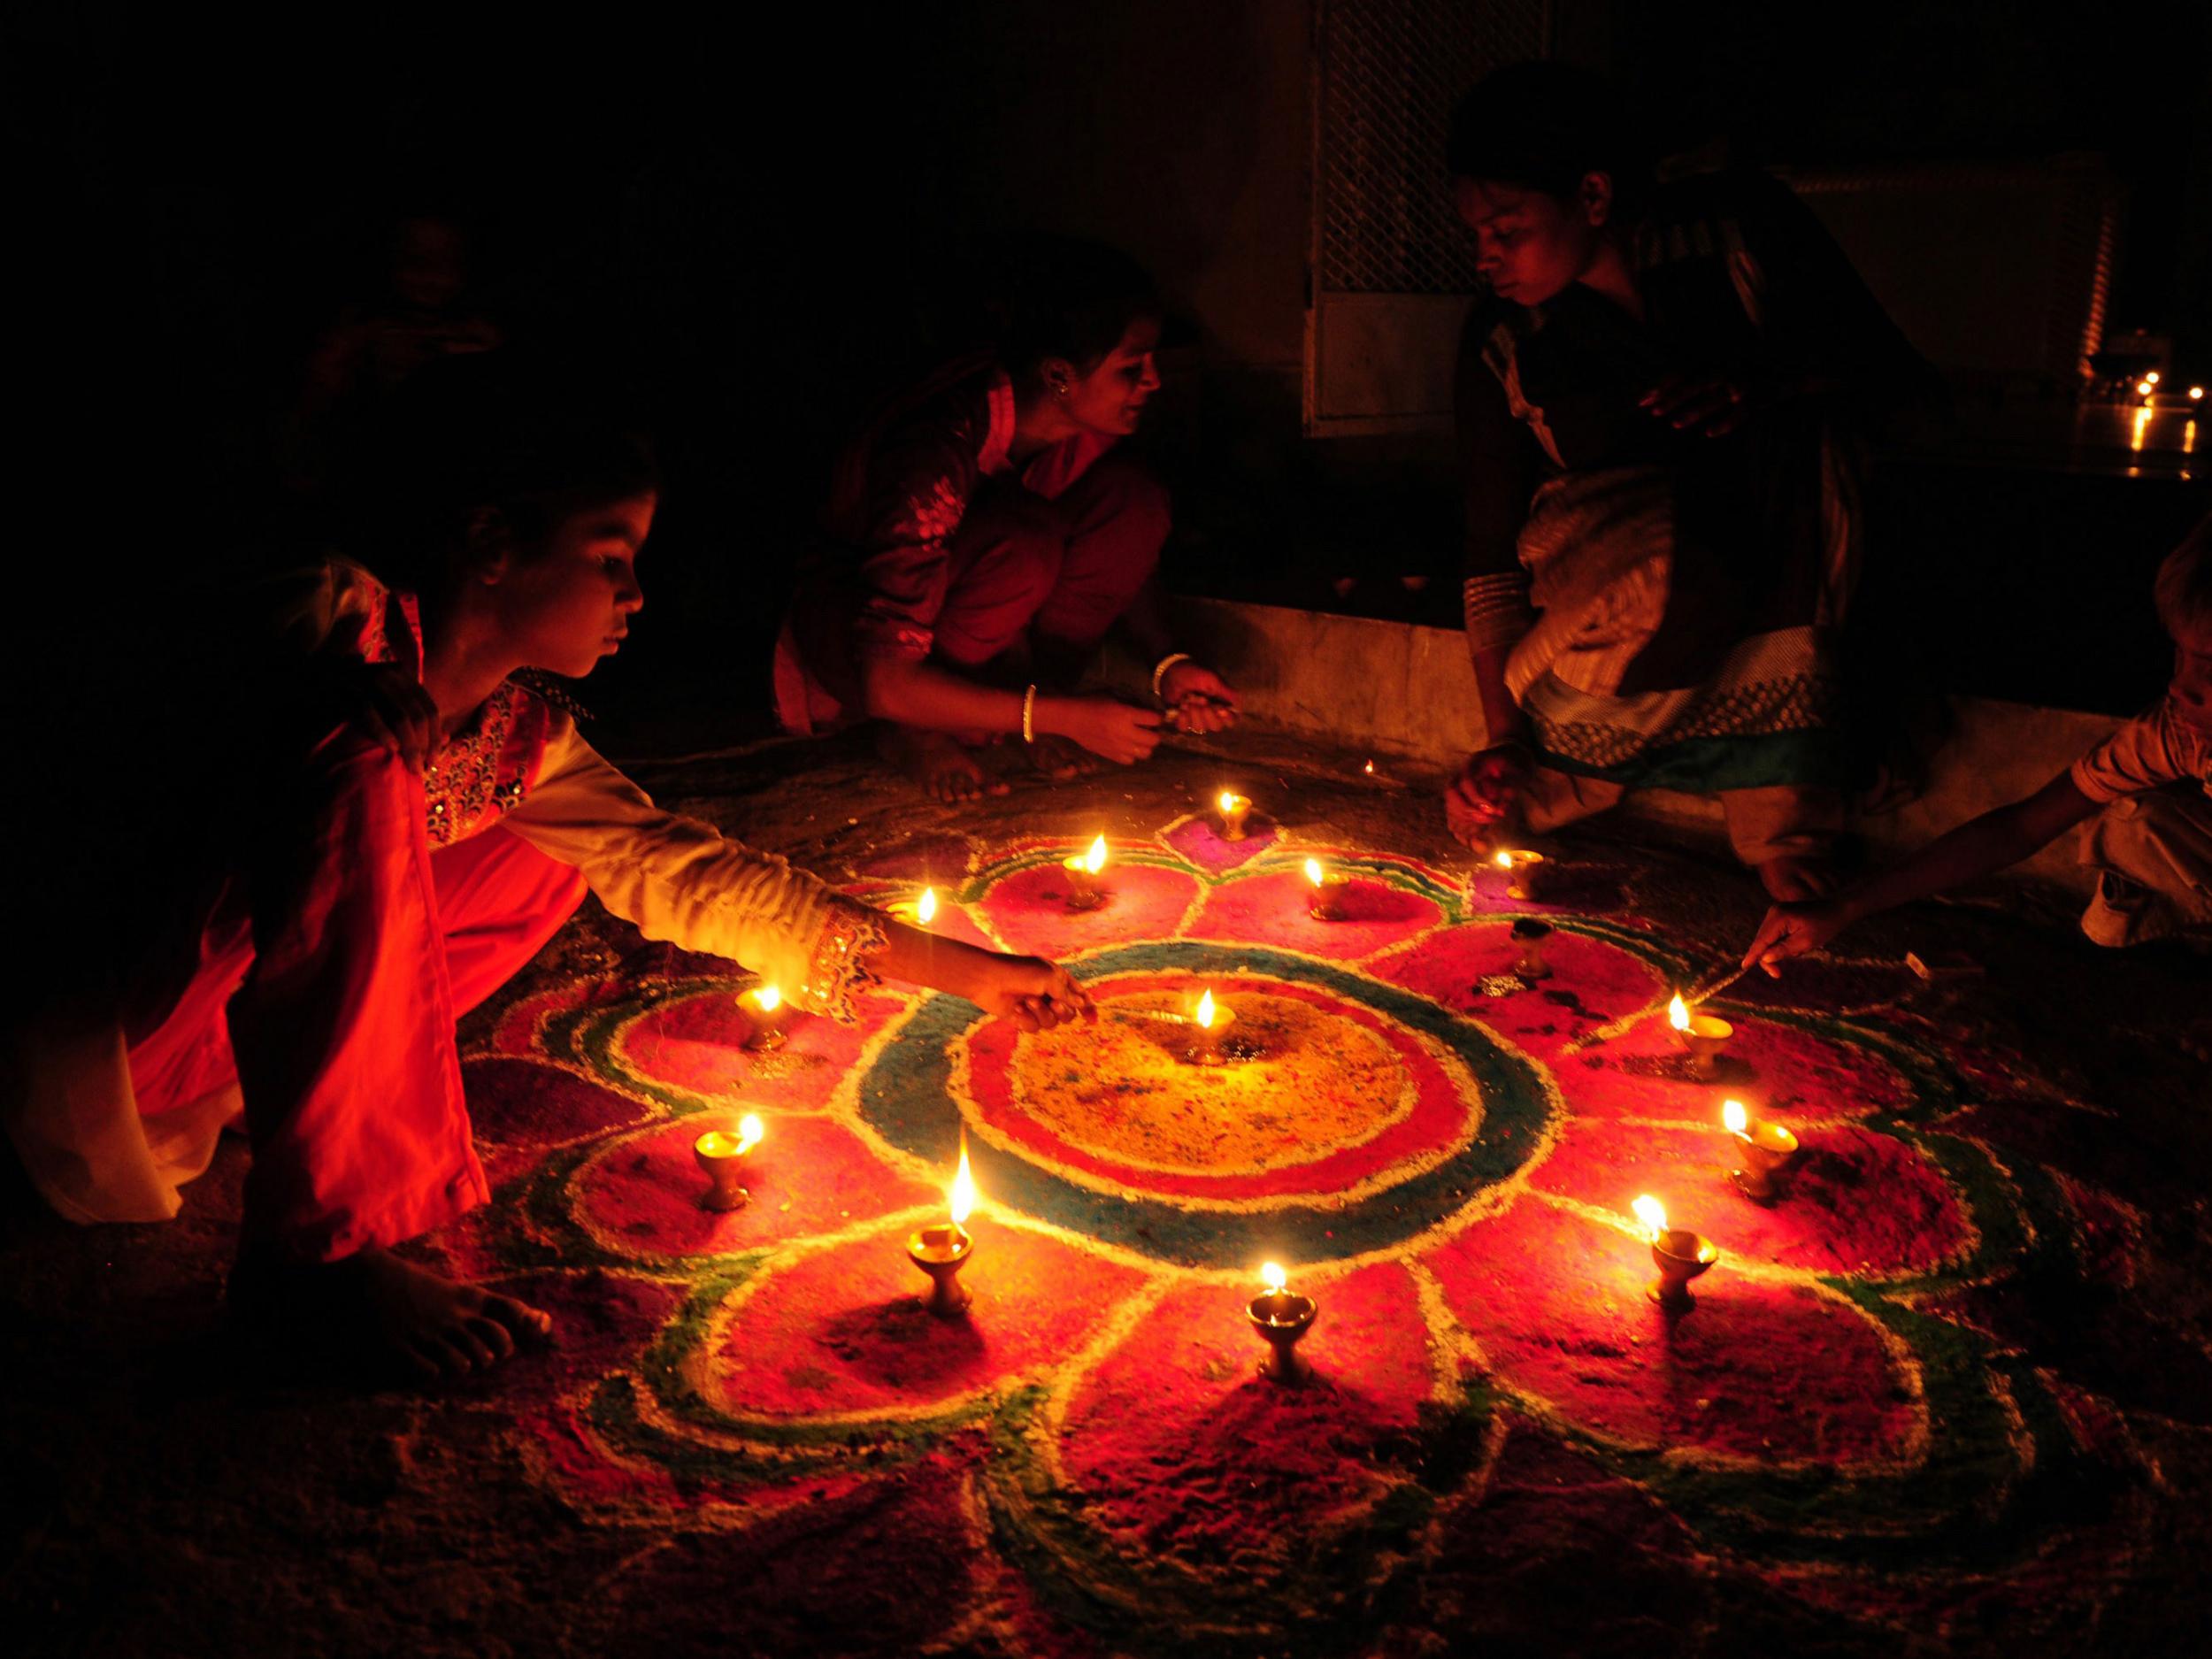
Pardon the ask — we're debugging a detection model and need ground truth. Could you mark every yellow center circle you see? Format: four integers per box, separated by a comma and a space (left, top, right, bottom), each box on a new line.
1002, 990, 1412, 1174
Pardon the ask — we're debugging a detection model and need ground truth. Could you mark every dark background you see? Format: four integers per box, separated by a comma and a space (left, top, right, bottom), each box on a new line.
8, 3, 2210, 753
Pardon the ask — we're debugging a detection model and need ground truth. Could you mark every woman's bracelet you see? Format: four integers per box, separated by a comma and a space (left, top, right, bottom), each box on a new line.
1149, 651, 1193, 703
1021, 683, 1037, 743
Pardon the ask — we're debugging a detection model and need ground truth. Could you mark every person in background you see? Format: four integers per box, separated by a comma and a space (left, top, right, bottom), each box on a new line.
774, 238, 1238, 803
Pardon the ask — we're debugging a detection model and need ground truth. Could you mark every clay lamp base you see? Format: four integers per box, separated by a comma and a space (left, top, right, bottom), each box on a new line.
1063, 858, 1108, 911
1216, 792, 1254, 841
1675, 1014, 1733, 1081
741, 986, 794, 1053
1510, 918, 1554, 979
1304, 857, 1352, 921
1248, 1288, 1318, 1384
1186, 1001, 1237, 1067
1494, 849, 1548, 901
1730, 1120, 1801, 1205
906, 1223, 973, 1317
1647, 1228, 1719, 1312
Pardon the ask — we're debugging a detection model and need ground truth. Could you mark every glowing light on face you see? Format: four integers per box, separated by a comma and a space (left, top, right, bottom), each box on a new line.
1632, 1194, 1668, 1240
736, 1113, 764, 1154
1261, 1261, 1287, 1294
1722, 1099, 1748, 1135
1082, 835, 1108, 874
1669, 994, 1690, 1032
1304, 857, 1325, 887
1196, 990, 1217, 1030
750, 984, 783, 1013
916, 887, 937, 925
949, 1138, 976, 1227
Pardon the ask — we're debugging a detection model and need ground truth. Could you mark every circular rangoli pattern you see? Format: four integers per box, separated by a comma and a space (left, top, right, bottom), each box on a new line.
446, 813, 2149, 1652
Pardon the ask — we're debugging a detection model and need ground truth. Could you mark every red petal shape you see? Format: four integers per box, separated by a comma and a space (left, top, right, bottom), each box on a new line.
1371, 923, 1666, 1056
573, 1114, 939, 1261
1185, 867, 1442, 961
463, 1056, 651, 1148
708, 1217, 1150, 1418
616, 984, 910, 1110
1529, 1119, 1970, 1275
1548, 1014, 1911, 1123
974, 860, 1202, 958
1423, 1200, 1922, 1466
1160, 811, 1280, 874
1057, 1262, 1432, 1570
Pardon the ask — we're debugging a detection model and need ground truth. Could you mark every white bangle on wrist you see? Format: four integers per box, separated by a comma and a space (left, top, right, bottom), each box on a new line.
1150, 651, 1193, 703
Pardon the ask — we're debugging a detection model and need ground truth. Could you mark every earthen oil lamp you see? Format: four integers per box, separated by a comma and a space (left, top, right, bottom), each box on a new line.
1493, 848, 1548, 901
694, 1112, 764, 1211
1669, 994, 1733, 1080
1216, 790, 1254, 841
1511, 918, 1554, 979
1633, 1194, 1717, 1313
1247, 1261, 1317, 1384
742, 983, 796, 1051
906, 1137, 978, 1317
1723, 1098, 1799, 1204
1304, 856, 1352, 920
890, 886, 939, 927
1187, 988, 1236, 1066
1063, 835, 1110, 911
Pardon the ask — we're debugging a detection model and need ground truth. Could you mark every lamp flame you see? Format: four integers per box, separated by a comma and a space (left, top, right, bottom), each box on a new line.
1261, 1261, 1286, 1294
1082, 834, 1108, 874
949, 1136, 976, 1227
1304, 857, 1325, 887
1668, 993, 1690, 1031
2147, 371, 2162, 384
736, 1113, 764, 1154
2138, 379, 2155, 395
2192, 386, 2205, 400
751, 984, 784, 1014
1218, 790, 1237, 813
1722, 1099, 1748, 1135
1363, 760, 1374, 774
1196, 989, 1217, 1030
1632, 1194, 1668, 1240
1494, 849, 1513, 870
916, 887, 938, 925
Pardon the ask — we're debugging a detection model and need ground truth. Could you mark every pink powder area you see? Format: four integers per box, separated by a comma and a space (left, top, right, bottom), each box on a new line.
1724, 956, 1924, 1015
963, 972, 1471, 1200
618, 984, 910, 1109
1371, 923, 1666, 1056
1529, 1119, 1970, 1275
486, 981, 595, 1056
1550, 1015, 1910, 1123
974, 860, 1201, 958
575, 1115, 938, 1259
1424, 1200, 1922, 1465
1185, 867, 1442, 961
1057, 1262, 1432, 1572
463, 1056, 652, 1149
1161, 811, 1279, 874
601, 1454, 985, 1654
710, 1217, 1151, 1418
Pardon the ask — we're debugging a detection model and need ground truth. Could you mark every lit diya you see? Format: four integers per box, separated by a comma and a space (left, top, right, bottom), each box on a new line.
1247, 1261, 1317, 1384
1493, 848, 1548, 900
1304, 856, 1352, 920
905, 1136, 978, 1317
1633, 1194, 1717, 1313
1063, 835, 1109, 910
694, 1112, 764, 1211
1215, 790, 1254, 841
1187, 988, 1236, 1066
1669, 993, 1733, 1079
742, 983, 795, 1051
1723, 1098, 1800, 1204
890, 885, 939, 927
1510, 917, 1553, 979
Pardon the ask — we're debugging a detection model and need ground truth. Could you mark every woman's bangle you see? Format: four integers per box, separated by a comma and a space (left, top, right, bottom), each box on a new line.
1021, 683, 1037, 743
1150, 651, 1193, 703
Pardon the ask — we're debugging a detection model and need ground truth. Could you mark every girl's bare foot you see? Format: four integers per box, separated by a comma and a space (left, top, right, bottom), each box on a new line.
1026, 734, 1103, 782
1755, 854, 1839, 903
879, 725, 1008, 805
231, 1246, 552, 1384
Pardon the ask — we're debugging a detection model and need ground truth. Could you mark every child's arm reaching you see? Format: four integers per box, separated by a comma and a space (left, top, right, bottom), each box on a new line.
1744, 770, 2102, 971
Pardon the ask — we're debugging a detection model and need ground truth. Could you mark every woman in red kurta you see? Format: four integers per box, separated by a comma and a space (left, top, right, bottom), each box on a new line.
5, 365, 1090, 1381
775, 241, 1240, 803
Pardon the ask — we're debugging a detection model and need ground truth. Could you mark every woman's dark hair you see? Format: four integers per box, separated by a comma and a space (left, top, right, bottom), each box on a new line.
1446, 62, 1650, 215
344, 350, 658, 593
992, 236, 1163, 380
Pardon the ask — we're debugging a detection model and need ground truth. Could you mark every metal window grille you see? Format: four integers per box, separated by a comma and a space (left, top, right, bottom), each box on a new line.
1316, 0, 1553, 296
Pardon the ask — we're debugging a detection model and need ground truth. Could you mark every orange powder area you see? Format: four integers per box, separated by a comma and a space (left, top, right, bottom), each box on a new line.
1003, 991, 1407, 1173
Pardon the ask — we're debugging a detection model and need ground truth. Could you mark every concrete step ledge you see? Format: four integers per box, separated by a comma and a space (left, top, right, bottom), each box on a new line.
1108, 597, 2121, 895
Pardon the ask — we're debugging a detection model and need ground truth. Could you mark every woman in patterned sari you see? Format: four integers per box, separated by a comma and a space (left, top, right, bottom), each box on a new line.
1444, 64, 1938, 898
